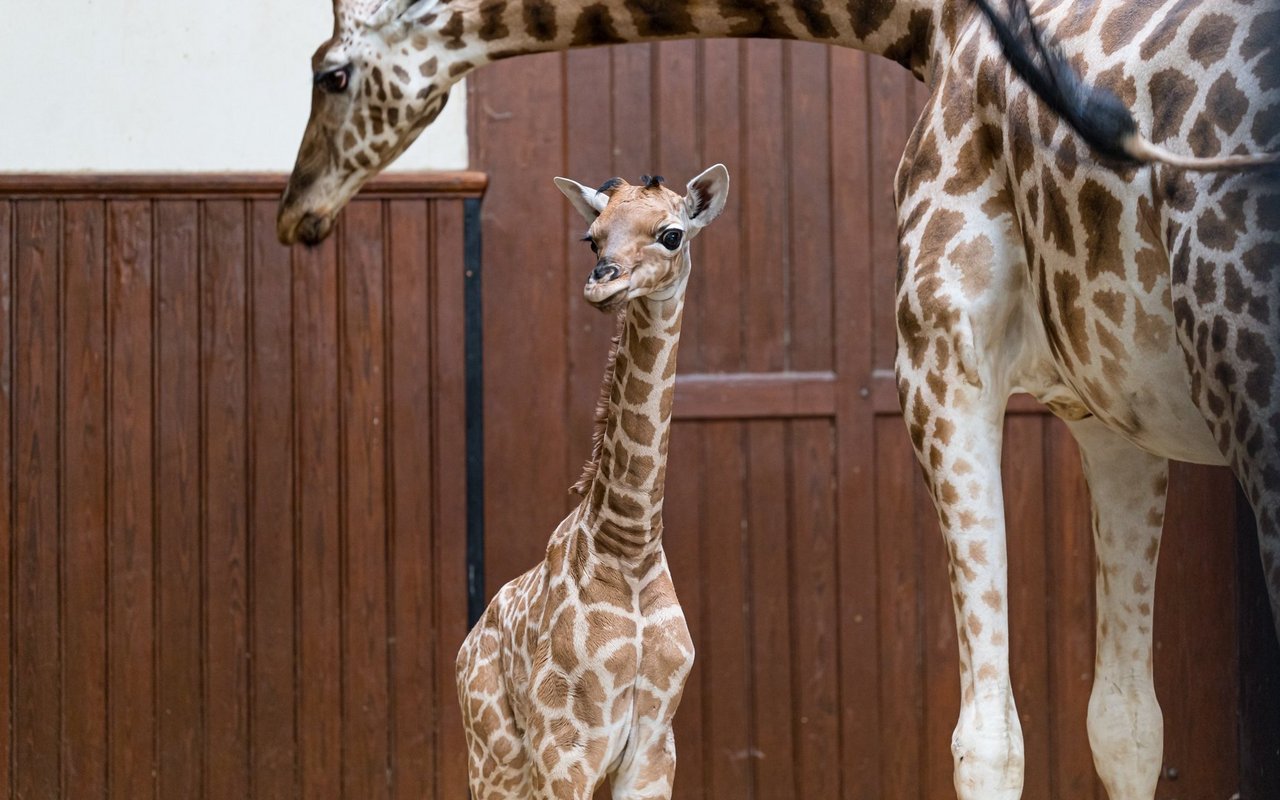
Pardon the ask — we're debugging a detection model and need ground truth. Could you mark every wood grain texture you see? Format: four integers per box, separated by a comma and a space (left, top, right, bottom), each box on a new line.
154, 199, 204, 799
203, 199, 250, 799
107, 199, 156, 800
61, 199, 108, 799
13, 200, 62, 799
0, 201, 12, 797
0, 184, 470, 799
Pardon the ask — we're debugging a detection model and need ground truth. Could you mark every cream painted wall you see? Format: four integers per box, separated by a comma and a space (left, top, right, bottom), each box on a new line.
0, 1, 468, 172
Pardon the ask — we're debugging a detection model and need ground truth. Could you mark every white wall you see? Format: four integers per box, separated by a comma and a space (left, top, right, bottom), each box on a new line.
0, 1, 468, 172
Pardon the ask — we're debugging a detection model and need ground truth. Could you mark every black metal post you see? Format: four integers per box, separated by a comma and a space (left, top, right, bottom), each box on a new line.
464, 198, 486, 629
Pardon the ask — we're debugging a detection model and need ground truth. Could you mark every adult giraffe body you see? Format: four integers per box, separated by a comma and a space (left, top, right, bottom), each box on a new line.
279, 1, 1280, 798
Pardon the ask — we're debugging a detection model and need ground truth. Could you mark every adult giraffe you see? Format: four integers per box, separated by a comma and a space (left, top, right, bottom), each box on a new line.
277, 0, 1280, 797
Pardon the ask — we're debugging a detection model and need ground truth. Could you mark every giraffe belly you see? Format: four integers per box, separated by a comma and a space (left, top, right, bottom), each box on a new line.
1032, 273, 1225, 466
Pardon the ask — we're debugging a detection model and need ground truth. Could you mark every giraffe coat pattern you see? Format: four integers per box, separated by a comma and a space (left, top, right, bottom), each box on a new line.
456, 168, 729, 799
280, 1, 1280, 798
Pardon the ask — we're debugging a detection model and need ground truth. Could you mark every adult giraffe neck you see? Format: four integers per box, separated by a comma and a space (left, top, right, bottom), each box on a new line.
435, 0, 949, 80
575, 291, 686, 562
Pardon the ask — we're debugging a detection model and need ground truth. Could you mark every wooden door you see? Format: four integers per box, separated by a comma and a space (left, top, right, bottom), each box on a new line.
469, 42, 1255, 798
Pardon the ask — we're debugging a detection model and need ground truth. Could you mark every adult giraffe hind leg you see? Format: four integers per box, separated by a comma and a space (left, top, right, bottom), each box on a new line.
1067, 418, 1167, 800
1168, 168, 1280, 642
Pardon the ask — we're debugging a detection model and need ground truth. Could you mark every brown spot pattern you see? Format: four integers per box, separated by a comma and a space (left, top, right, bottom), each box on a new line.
1206, 73, 1248, 135
1053, 271, 1091, 365
848, 0, 894, 39
479, 0, 510, 40
626, 0, 697, 36
522, 0, 558, 40
1041, 167, 1076, 257
1078, 180, 1124, 279
572, 3, 626, 45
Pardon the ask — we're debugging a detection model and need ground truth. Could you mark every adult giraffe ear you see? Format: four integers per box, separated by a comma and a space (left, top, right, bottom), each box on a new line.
553, 177, 610, 223
363, 0, 440, 29
683, 164, 730, 234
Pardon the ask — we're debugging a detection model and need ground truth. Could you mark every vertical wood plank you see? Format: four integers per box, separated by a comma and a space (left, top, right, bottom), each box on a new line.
610, 43, 656, 178
1002, 415, 1050, 797
1043, 421, 1102, 799
387, 200, 434, 800
1154, 463, 1238, 797
248, 200, 297, 799
0, 200, 12, 799
652, 41, 700, 193
787, 42, 834, 373
789, 420, 839, 800
745, 421, 795, 796
13, 200, 62, 800
830, 48, 882, 800
339, 199, 391, 800
695, 40, 745, 375
202, 200, 250, 799
742, 39, 787, 374
875, 420, 924, 800
469, 54, 572, 589
430, 200, 470, 799
700, 422, 752, 798
106, 199, 155, 800
295, 230, 343, 799
60, 199, 108, 799
154, 199, 204, 799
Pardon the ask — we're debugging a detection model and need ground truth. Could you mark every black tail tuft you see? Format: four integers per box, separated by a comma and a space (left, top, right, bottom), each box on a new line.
972, 0, 1141, 165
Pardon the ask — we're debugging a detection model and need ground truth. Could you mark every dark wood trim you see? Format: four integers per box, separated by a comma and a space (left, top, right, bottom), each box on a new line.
463, 198, 486, 629
1237, 484, 1280, 798
674, 372, 837, 420
0, 172, 488, 199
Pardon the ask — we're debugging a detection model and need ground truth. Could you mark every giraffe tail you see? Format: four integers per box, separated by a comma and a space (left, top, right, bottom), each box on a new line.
972, 0, 1280, 172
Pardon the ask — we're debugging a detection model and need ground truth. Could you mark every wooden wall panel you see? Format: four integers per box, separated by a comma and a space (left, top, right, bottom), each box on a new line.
0, 175, 481, 800
469, 41, 1254, 799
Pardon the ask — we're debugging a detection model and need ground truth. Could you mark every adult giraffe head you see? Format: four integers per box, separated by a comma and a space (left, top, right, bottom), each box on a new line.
276, 0, 946, 245
277, 0, 471, 245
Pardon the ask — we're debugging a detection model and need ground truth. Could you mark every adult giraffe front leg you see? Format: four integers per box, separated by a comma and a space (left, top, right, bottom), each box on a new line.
1068, 418, 1167, 800
896, 339, 1023, 798
895, 195, 1030, 797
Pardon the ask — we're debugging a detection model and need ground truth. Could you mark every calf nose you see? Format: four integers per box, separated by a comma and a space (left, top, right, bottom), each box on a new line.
592, 263, 620, 282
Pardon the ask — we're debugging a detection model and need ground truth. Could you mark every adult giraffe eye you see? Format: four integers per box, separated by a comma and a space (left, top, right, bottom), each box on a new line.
660, 229, 683, 250
315, 65, 352, 94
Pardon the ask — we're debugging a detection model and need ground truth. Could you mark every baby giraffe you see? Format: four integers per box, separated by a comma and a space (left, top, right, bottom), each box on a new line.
456, 165, 729, 799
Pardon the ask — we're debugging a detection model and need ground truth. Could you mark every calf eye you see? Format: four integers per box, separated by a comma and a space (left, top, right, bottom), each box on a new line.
659, 229, 683, 250
315, 65, 352, 94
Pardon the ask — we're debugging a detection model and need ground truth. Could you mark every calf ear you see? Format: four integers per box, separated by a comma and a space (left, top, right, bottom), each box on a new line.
554, 177, 610, 223
683, 164, 730, 233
